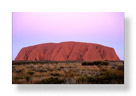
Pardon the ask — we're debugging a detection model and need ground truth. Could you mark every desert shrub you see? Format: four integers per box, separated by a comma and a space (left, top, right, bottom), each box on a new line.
117, 66, 124, 71
77, 76, 100, 84
64, 78, 76, 84
49, 69, 53, 72
31, 67, 37, 71
93, 61, 102, 65
13, 76, 24, 80
101, 68, 107, 71
81, 62, 86, 65
76, 76, 88, 83
14, 69, 24, 73
112, 64, 117, 67
87, 62, 94, 65
38, 77, 64, 84
101, 61, 109, 65
25, 76, 30, 81
82, 61, 109, 66
82, 61, 102, 66
82, 62, 94, 66
120, 61, 124, 64
111, 66, 115, 69
38, 68, 47, 72
27, 71, 35, 75
60, 66, 64, 69
29, 64, 35, 68
50, 73, 61, 76
57, 68, 61, 71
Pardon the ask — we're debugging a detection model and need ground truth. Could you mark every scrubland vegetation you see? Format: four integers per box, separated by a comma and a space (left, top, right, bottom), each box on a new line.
12, 60, 124, 84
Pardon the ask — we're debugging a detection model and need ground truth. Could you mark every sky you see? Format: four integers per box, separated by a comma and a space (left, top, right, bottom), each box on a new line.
12, 12, 124, 60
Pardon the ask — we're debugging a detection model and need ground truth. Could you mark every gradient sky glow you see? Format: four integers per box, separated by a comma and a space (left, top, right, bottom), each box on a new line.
12, 12, 124, 60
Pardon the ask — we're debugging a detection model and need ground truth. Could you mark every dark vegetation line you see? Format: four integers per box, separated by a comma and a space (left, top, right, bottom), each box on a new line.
12, 60, 124, 65
82, 61, 109, 66
12, 60, 83, 65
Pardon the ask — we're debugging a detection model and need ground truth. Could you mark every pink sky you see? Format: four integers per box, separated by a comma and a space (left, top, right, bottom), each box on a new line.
12, 12, 124, 60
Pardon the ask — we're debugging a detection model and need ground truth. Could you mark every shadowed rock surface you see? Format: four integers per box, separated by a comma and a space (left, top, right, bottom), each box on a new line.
15, 41, 120, 61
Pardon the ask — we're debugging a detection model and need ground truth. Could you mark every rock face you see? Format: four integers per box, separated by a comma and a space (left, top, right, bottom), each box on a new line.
15, 41, 120, 61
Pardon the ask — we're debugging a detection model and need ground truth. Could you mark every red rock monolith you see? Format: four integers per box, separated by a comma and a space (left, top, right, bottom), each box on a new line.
15, 41, 120, 61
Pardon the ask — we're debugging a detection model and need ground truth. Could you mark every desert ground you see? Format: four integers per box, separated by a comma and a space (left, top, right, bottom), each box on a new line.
12, 60, 124, 84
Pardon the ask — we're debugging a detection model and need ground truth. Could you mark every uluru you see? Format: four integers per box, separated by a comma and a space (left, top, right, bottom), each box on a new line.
15, 41, 120, 61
